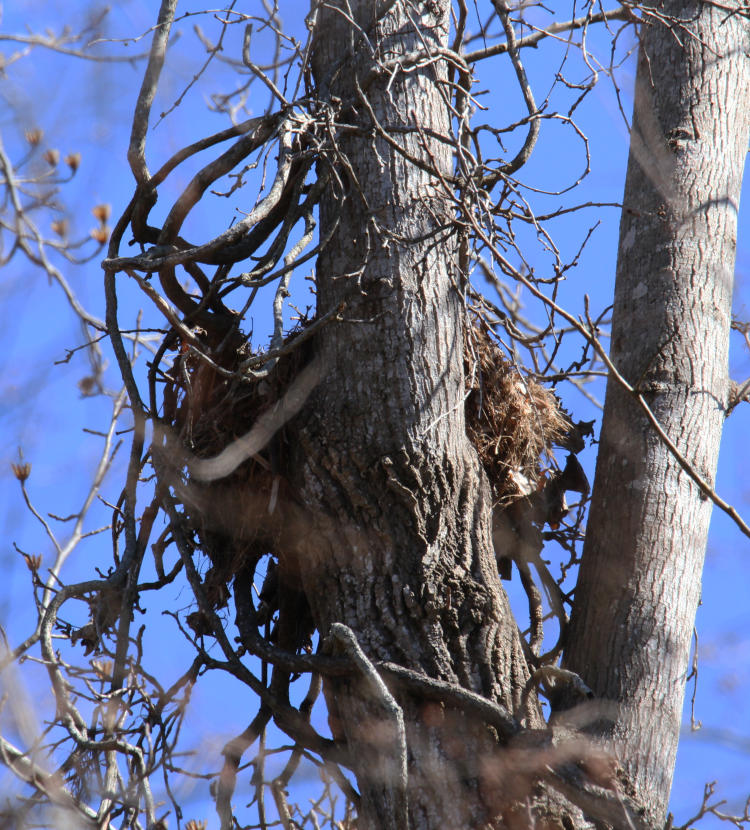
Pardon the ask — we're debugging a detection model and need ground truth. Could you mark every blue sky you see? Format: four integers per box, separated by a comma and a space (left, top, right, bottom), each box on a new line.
1, 1, 749, 826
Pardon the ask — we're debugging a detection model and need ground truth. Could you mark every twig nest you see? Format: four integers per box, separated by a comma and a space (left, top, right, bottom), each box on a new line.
464, 321, 570, 506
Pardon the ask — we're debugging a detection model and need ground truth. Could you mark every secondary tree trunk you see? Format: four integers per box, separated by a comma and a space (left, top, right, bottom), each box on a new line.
563, 3, 750, 824
295, 2, 540, 828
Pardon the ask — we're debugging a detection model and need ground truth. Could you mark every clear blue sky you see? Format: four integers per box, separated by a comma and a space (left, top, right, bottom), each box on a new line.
1, 1, 749, 826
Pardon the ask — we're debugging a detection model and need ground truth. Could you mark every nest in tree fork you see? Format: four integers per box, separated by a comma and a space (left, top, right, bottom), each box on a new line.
161, 317, 569, 622
161, 325, 314, 628
464, 321, 570, 506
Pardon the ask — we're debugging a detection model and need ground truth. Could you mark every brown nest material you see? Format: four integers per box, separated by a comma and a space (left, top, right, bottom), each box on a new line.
464, 320, 570, 506
160, 324, 314, 626
164, 326, 310, 468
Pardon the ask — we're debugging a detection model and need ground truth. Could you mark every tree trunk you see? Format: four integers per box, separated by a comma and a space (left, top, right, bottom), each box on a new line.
563, 3, 750, 824
296, 2, 540, 828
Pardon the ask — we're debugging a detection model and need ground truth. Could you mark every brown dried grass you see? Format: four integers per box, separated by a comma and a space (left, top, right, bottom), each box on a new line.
166, 328, 308, 468
464, 321, 569, 506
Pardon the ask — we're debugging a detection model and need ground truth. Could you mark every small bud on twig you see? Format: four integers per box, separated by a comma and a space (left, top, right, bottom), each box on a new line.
51, 219, 68, 238
92, 203, 111, 224
90, 226, 110, 244
24, 128, 43, 146
22, 552, 42, 572
11, 461, 31, 482
64, 152, 81, 172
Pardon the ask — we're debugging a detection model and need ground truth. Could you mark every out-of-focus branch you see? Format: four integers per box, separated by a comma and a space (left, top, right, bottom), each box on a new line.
0, 736, 98, 827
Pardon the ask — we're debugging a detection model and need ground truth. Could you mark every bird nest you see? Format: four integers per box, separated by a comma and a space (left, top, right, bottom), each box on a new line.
160, 325, 314, 631
162, 326, 309, 470
464, 320, 569, 506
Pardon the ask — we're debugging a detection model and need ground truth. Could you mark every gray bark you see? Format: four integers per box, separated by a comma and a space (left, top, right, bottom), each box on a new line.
563, 3, 750, 824
296, 2, 540, 828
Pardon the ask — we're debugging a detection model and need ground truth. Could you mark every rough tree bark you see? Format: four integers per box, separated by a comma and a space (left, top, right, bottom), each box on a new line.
294, 2, 541, 828
278, 1, 750, 828
563, 3, 750, 825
